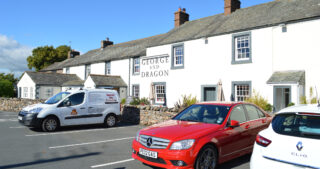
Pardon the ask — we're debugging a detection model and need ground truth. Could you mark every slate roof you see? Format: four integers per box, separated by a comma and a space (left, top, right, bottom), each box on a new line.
43, 0, 320, 69
267, 70, 305, 84
89, 74, 127, 87
26, 71, 82, 86
62, 80, 84, 86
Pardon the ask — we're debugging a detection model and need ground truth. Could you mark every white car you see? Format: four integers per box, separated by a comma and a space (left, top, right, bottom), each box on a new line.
18, 89, 121, 132
251, 104, 320, 169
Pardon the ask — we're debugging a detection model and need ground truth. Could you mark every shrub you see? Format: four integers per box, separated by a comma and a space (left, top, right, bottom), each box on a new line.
130, 97, 140, 105
245, 90, 272, 112
0, 80, 14, 98
300, 96, 308, 104
175, 94, 198, 111
287, 102, 295, 107
140, 97, 150, 105
121, 98, 126, 105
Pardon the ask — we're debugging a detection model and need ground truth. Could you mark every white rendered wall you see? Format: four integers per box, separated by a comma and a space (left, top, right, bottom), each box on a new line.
69, 65, 86, 80
272, 19, 320, 101
17, 73, 36, 99
84, 76, 96, 89
91, 62, 105, 75
111, 59, 129, 89
131, 27, 275, 107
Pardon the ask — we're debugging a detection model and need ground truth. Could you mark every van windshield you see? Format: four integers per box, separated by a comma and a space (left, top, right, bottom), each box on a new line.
44, 92, 70, 104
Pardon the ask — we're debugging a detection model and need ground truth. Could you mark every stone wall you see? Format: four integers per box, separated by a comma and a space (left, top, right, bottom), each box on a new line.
0, 98, 45, 112
122, 105, 179, 126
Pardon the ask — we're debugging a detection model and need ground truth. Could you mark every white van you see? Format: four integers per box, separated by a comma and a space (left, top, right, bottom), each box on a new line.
18, 89, 121, 132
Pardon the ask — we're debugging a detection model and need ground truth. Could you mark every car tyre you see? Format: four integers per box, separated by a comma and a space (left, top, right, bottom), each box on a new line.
195, 145, 218, 169
41, 116, 59, 132
104, 114, 117, 127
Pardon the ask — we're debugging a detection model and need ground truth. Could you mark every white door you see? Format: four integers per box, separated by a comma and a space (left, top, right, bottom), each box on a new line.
58, 92, 88, 126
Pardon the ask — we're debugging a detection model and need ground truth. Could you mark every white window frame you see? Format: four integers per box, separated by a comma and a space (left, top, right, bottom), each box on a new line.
132, 84, 140, 98
232, 81, 251, 102
232, 32, 252, 64
105, 61, 111, 75
30, 87, 34, 99
23, 87, 28, 98
133, 57, 140, 74
171, 44, 184, 69
155, 84, 165, 104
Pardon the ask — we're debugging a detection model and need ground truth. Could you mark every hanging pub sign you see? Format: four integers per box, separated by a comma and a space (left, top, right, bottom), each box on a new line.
141, 54, 170, 78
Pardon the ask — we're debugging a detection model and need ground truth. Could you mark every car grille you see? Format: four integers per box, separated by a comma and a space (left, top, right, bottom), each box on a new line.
19, 111, 28, 116
137, 153, 166, 164
139, 135, 170, 149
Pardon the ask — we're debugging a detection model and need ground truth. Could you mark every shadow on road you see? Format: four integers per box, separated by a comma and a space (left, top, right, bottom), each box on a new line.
0, 152, 101, 169
29, 121, 139, 133
217, 153, 251, 169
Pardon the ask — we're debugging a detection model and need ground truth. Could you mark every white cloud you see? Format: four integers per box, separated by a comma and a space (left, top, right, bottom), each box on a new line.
0, 34, 33, 76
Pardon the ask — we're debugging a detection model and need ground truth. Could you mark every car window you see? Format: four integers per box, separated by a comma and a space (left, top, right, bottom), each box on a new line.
230, 105, 247, 123
244, 105, 260, 120
272, 113, 320, 139
257, 108, 266, 118
65, 92, 85, 106
174, 105, 230, 124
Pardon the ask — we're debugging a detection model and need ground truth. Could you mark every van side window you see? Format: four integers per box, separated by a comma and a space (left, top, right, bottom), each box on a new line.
65, 93, 85, 106
230, 105, 247, 123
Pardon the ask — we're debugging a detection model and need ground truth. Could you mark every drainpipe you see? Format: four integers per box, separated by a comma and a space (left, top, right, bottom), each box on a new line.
128, 58, 131, 97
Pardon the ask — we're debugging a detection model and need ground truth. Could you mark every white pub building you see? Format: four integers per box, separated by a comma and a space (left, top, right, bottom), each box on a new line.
18, 0, 320, 112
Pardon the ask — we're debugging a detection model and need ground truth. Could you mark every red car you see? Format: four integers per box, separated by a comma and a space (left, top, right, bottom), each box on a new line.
132, 102, 272, 169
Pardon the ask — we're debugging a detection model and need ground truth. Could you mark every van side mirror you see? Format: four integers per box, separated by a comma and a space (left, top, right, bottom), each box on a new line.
229, 120, 240, 128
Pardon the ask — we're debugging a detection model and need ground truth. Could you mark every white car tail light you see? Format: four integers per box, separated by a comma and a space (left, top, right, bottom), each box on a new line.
256, 135, 271, 147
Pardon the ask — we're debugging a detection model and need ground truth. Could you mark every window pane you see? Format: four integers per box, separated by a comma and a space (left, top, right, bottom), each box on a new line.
67, 93, 85, 106
230, 105, 247, 123
245, 105, 260, 120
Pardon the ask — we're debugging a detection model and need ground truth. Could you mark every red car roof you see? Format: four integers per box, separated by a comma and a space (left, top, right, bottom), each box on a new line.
196, 101, 243, 107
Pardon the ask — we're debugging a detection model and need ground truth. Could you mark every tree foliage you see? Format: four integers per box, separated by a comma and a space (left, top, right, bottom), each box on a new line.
0, 73, 18, 84
0, 80, 14, 97
27, 45, 71, 71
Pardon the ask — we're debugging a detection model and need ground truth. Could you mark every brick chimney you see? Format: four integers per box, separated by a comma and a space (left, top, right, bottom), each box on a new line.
68, 50, 80, 59
224, 0, 241, 15
101, 37, 113, 49
174, 7, 189, 28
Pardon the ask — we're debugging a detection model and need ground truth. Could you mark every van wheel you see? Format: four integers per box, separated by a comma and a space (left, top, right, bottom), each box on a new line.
42, 117, 59, 132
104, 114, 117, 127
195, 145, 218, 169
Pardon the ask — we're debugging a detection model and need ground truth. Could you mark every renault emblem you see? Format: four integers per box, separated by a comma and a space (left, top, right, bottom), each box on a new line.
296, 141, 303, 151
147, 137, 153, 147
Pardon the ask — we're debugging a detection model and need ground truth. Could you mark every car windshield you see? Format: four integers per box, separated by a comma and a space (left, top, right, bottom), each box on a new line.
272, 113, 320, 139
173, 104, 230, 124
44, 92, 71, 104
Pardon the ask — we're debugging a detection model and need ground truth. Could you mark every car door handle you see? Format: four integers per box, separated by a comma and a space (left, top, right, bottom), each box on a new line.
262, 119, 266, 123
80, 107, 86, 109
245, 125, 250, 129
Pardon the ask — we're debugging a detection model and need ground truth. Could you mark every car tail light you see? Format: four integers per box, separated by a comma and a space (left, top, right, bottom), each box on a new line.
256, 135, 271, 147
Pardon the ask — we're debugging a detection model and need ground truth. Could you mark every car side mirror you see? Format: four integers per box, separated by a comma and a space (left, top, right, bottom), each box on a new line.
229, 120, 240, 128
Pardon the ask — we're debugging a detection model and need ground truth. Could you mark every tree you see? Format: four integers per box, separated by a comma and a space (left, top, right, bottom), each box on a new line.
0, 73, 18, 84
27, 45, 71, 71
0, 80, 14, 97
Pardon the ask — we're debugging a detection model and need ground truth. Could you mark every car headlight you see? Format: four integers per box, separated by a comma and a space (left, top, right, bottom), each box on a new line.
29, 107, 43, 114
135, 130, 140, 141
170, 139, 195, 150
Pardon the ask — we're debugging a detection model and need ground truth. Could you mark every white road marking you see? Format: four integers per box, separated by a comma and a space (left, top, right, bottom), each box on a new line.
3, 115, 17, 117
10, 126, 25, 128
91, 158, 134, 168
25, 126, 132, 137
49, 137, 134, 149
0, 118, 17, 122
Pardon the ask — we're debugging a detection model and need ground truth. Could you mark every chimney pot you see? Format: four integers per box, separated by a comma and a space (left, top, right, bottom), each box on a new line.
174, 7, 189, 28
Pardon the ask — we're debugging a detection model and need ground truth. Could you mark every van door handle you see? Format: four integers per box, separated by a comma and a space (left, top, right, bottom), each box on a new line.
89, 107, 94, 109
80, 107, 86, 109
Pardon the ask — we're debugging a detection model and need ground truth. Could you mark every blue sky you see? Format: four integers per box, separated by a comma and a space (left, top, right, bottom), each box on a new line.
0, 0, 272, 77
